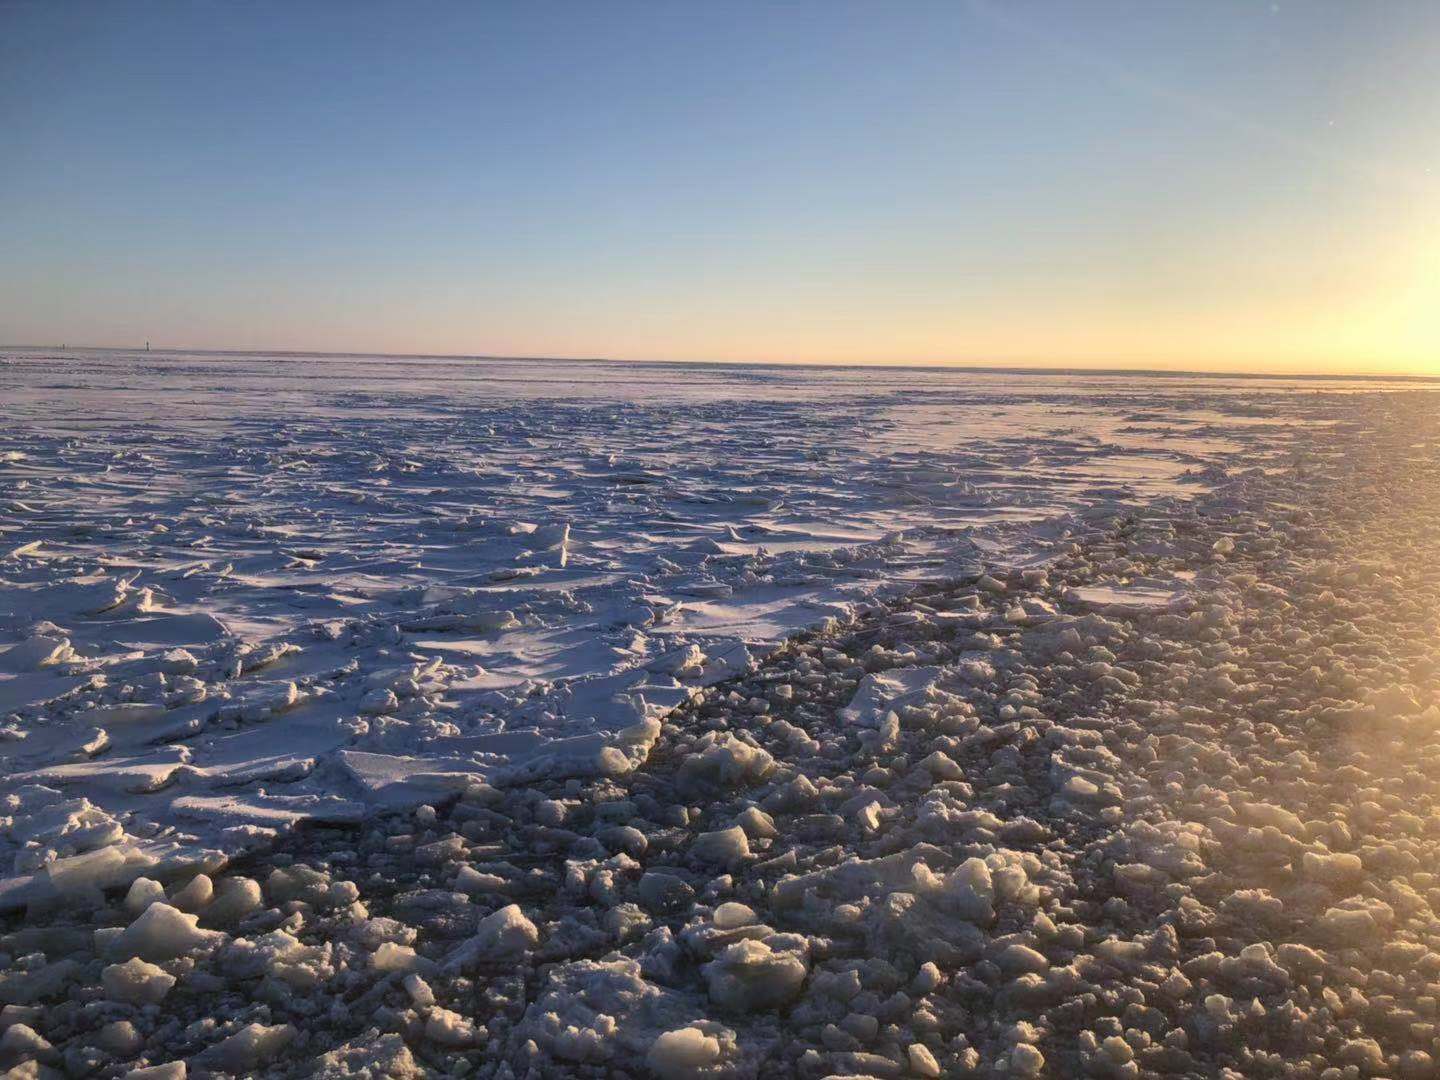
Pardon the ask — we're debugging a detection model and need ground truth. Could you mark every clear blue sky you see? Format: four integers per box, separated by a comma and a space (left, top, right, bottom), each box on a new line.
3, 1, 1438, 371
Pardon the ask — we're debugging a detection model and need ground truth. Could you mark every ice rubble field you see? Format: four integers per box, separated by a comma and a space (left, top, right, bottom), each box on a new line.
3, 350, 1440, 1078
0, 351, 1326, 901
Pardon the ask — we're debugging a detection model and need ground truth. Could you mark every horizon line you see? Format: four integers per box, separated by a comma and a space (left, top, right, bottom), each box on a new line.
3, 342, 1438, 384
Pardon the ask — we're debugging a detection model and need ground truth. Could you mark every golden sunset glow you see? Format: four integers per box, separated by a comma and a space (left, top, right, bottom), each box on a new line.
4, 3, 1438, 374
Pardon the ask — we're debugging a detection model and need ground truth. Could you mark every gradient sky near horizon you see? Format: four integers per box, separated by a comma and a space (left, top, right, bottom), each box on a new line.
3, 1, 1439, 373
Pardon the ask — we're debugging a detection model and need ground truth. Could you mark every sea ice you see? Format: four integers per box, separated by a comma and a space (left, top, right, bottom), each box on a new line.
0, 351, 1348, 905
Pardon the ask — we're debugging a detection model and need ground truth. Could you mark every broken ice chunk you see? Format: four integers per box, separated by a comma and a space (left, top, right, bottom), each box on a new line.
102, 957, 177, 1005
0, 635, 74, 672
108, 903, 225, 962
124, 877, 167, 916
691, 827, 751, 866
442, 903, 540, 970
197, 1023, 296, 1072
704, 938, 808, 1010
647, 1023, 740, 1079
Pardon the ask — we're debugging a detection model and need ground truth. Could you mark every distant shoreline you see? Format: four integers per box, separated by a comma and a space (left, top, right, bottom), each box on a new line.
2, 343, 1437, 384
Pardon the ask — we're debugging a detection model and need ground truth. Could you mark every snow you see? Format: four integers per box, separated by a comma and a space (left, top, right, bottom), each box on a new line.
1, 352, 1353, 893
9, 351, 1440, 1076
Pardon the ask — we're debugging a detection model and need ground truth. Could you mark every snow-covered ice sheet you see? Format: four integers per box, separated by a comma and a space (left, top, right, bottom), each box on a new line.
0, 349, 1402, 902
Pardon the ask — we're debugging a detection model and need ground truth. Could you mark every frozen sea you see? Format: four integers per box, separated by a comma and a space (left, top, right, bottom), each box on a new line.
0, 348, 1417, 903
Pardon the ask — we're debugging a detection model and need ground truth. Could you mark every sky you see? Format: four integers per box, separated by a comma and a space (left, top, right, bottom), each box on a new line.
2, 1, 1439, 374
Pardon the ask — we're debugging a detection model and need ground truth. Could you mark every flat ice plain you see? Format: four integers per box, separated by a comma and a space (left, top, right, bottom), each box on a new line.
0, 350, 1403, 905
